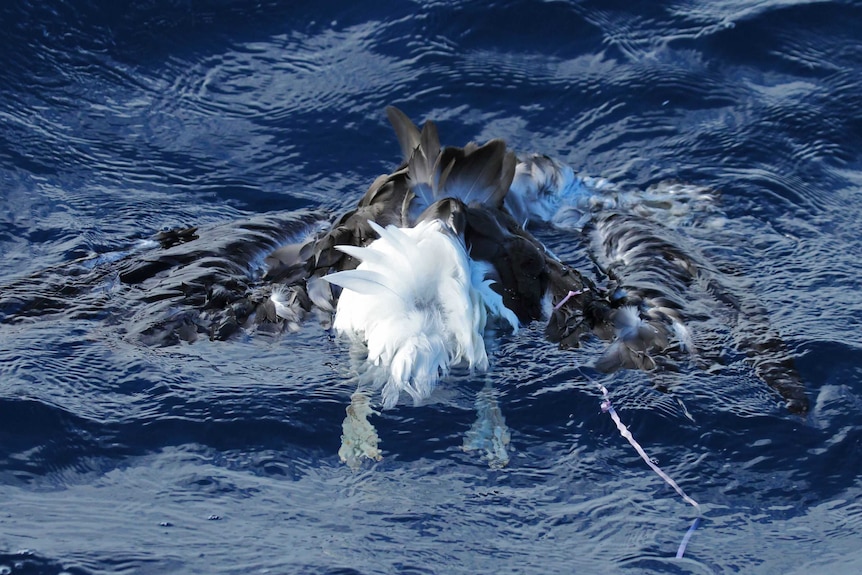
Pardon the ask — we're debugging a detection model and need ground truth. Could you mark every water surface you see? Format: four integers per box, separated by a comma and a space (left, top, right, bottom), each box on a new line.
2, 1, 862, 574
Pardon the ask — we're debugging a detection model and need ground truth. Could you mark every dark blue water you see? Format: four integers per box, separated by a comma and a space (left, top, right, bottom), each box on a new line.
2, 1, 862, 573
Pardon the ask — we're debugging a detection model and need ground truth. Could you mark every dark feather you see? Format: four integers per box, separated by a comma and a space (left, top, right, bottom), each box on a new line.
596, 341, 658, 373
386, 105, 422, 162
587, 208, 808, 412
439, 139, 515, 209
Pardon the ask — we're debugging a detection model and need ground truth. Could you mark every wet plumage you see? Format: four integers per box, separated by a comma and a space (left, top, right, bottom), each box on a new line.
0, 107, 809, 414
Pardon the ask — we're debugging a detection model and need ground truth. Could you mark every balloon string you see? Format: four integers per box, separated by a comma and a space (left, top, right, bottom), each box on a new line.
553, 288, 589, 311
597, 382, 702, 558
676, 517, 702, 559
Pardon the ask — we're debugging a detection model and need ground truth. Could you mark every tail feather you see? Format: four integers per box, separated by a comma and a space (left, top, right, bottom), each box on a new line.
438, 139, 515, 208
470, 260, 519, 333
322, 269, 408, 302
387, 106, 441, 212
386, 105, 422, 162
334, 241, 409, 271
412, 120, 443, 186
386, 107, 517, 221
366, 219, 418, 259
324, 219, 517, 408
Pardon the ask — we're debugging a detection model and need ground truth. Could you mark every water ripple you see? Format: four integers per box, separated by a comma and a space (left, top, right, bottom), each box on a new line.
2, 0, 862, 573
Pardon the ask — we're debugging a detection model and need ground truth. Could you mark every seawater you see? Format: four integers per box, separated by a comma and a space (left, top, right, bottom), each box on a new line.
1, 1, 862, 574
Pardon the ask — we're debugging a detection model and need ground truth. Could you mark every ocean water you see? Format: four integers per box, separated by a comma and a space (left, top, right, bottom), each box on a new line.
1, 1, 862, 574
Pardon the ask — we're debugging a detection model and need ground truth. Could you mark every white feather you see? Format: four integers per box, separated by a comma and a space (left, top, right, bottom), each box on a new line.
614, 305, 645, 334
672, 319, 695, 356
270, 286, 293, 319
269, 285, 302, 331
321, 269, 407, 301
323, 219, 518, 408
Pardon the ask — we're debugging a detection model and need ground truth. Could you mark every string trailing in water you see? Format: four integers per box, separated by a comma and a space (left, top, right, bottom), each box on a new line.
596, 381, 702, 559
